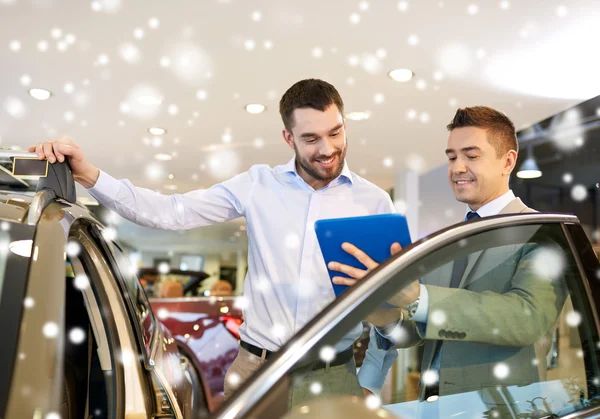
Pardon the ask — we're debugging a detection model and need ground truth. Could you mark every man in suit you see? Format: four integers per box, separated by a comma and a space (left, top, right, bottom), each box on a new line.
329, 106, 568, 401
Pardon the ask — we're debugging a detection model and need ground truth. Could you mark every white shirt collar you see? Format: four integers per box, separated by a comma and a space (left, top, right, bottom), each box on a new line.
277, 156, 354, 186
466, 190, 516, 219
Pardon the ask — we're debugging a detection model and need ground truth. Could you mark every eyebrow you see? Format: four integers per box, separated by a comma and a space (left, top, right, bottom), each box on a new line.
445, 146, 482, 155
300, 123, 344, 139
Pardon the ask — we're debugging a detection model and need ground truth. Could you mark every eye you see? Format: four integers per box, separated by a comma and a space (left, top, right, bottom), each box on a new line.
330, 131, 340, 137
448, 157, 456, 161
467, 155, 478, 160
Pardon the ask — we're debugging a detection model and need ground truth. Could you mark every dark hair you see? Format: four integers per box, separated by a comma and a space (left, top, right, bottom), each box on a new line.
447, 106, 518, 156
279, 79, 344, 132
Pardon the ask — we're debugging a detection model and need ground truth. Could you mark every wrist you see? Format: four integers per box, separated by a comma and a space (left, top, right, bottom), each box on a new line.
405, 296, 420, 319
74, 163, 100, 189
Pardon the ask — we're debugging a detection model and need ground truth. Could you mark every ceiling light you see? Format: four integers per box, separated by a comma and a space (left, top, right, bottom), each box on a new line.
9, 240, 33, 258
345, 111, 371, 121
517, 147, 542, 179
245, 103, 266, 114
164, 184, 177, 191
28, 88, 52, 101
148, 127, 166, 136
388, 69, 414, 82
154, 153, 173, 161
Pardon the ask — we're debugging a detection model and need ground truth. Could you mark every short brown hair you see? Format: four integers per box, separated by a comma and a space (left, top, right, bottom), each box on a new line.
447, 106, 518, 156
279, 79, 344, 132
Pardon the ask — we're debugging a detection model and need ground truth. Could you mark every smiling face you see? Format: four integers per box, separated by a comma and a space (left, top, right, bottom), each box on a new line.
446, 126, 517, 211
282, 104, 347, 190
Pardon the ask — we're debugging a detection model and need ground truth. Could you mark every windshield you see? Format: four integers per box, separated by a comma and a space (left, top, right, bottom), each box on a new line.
0, 221, 35, 418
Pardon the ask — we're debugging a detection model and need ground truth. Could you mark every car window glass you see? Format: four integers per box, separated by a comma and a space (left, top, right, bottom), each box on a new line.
247, 222, 600, 419
101, 236, 154, 358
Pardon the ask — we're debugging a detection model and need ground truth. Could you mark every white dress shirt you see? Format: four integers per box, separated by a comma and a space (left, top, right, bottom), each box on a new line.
87, 157, 395, 357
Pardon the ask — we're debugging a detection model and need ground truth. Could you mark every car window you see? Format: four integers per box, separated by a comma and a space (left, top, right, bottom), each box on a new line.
243, 221, 600, 419
91, 225, 155, 360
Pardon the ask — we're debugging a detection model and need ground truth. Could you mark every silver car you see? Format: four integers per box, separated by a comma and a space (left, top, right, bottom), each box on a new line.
0, 154, 206, 419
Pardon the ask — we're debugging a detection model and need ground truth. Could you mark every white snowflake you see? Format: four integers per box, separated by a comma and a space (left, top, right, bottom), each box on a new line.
69, 327, 86, 344
566, 311, 582, 327
43, 322, 59, 338
571, 185, 588, 202
531, 246, 566, 281
74, 275, 89, 290
430, 310, 447, 326
493, 363, 510, 379
310, 382, 322, 394
319, 346, 336, 362
422, 369, 439, 385
365, 394, 381, 410
66, 241, 81, 257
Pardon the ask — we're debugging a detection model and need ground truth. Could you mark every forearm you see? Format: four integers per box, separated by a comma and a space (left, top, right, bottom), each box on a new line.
73, 162, 100, 189
87, 171, 244, 230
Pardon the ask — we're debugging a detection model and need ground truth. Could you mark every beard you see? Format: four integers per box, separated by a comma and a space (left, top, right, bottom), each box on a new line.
293, 141, 347, 184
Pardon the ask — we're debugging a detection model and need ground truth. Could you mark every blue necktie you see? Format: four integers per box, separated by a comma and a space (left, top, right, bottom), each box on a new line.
449, 211, 480, 288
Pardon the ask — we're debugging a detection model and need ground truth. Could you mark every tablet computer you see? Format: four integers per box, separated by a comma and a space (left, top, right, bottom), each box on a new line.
315, 213, 412, 297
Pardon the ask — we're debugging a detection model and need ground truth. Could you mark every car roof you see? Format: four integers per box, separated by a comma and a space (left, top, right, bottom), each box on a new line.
0, 151, 90, 224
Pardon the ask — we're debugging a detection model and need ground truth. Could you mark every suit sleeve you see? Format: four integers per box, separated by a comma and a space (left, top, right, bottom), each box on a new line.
420, 244, 568, 346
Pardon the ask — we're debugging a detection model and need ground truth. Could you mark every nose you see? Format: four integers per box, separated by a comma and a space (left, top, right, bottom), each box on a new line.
451, 159, 467, 175
319, 138, 335, 157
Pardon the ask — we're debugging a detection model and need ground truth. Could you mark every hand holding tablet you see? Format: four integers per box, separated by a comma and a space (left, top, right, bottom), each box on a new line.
315, 214, 412, 296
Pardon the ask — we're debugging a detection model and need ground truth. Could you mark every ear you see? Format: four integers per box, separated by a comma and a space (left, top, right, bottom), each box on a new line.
282, 129, 295, 150
503, 149, 518, 176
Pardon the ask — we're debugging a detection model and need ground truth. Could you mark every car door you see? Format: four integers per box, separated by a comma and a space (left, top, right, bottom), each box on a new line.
216, 213, 600, 419
87, 224, 192, 418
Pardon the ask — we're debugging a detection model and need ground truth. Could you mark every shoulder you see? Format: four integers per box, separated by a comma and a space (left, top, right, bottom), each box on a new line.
501, 197, 536, 214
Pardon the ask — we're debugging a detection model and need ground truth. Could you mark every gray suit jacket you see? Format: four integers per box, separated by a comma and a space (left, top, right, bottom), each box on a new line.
394, 198, 568, 397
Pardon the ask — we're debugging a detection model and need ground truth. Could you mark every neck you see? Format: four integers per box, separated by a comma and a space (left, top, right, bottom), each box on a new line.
469, 187, 510, 211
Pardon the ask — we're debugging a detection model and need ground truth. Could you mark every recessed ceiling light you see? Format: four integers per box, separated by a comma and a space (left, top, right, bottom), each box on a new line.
154, 153, 173, 161
345, 111, 371, 121
245, 103, 266, 114
148, 127, 166, 136
28, 88, 52, 101
164, 184, 177, 191
388, 69, 414, 82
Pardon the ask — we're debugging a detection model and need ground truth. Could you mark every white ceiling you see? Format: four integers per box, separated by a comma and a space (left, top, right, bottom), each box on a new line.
2, 0, 600, 255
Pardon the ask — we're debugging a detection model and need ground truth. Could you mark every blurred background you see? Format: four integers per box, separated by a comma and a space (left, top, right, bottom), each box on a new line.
1, 0, 599, 296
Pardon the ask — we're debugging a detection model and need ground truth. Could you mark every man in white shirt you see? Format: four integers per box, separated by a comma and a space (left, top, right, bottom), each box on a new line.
30, 79, 397, 405
330, 106, 567, 398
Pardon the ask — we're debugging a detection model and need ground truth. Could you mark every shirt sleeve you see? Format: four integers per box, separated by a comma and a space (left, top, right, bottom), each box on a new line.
87, 169, 254, 230
358, 327, 399, 395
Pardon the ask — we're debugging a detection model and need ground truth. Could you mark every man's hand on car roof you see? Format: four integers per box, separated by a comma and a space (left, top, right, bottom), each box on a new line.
29, 137, 100, 188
